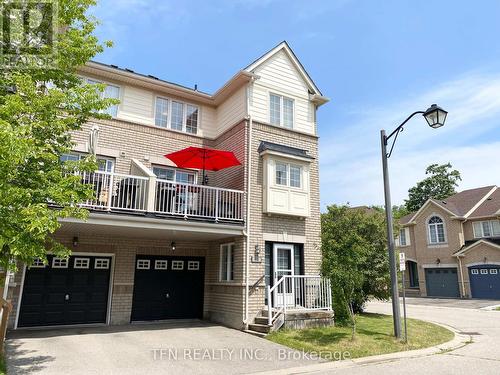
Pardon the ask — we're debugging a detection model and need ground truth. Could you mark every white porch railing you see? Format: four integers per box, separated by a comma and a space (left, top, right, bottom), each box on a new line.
155, 179, 244, 221
267, 275, 332, 325
79, 171, 149, 211
77, 171, 245, 222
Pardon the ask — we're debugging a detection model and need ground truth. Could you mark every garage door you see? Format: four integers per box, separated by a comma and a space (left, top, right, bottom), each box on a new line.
469, 265, 500, 299
18, 255, 112, 327
131, 256, 205, 321
425, 268, 460, 297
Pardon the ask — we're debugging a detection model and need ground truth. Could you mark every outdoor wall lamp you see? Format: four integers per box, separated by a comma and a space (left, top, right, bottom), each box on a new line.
72, 237, 79, 247
436, 258, 441, 265
380, 104, 447, 340
171, 241, 176, 252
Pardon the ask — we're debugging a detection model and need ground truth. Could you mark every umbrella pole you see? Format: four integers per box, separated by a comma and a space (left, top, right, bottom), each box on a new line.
202, 149, 206, 185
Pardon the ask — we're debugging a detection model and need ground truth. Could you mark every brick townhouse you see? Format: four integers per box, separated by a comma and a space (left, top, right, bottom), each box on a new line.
4, 42, 332, 333
397, 186, 500, 299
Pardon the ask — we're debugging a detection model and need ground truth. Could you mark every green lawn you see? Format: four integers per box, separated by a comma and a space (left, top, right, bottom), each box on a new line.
267, 313, 454, 360
0, 353, 5, 375
495, 307, 500, 311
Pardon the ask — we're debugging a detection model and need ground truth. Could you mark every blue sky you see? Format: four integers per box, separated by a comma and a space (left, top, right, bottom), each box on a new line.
91, 0, 500, 210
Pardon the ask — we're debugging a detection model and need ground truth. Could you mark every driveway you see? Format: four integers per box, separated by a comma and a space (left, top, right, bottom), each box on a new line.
402, 297, 500, 309
6, 320, 322, 374
302, 300, 500, 375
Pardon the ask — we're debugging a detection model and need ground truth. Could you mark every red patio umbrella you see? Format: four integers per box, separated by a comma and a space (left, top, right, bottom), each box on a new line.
164, 147, 240, 185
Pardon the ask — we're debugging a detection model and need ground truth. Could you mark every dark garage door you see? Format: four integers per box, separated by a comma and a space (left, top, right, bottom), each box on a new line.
425, 268, 460, 297
131, 256, 205, 321
469, 265, 500, 299
18, 255, 112, 327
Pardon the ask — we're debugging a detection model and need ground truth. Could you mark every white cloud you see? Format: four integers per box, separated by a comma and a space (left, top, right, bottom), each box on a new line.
320, 71, 500, 209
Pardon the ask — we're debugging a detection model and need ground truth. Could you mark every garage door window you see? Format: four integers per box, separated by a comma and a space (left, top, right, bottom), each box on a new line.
471, 269, 479, 275
52, 258, 68, 268
491, 269, 498, 275
74, 258, 90, 269
188, 261, 200, 270
155, 260, 168, 270
30, 258, 45, 268
171, 260, 184, 270
480, 269, 488, 275
95, 258, 110, 269
137, 260, 150, 269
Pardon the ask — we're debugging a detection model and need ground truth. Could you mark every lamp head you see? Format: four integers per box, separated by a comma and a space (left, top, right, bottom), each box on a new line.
424, 104, 447, 129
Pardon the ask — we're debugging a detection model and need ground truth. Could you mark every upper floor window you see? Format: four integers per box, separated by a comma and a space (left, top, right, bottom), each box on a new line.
152, 166, 196, 184
399, 228, 407, 246
473, 220, 500, 238
269, 93, 294, 129
86, 78, 120, 117
275, 162, 301, 188
60, 153, 114, 173
154, 96, 199, 134
428, 216, 446, 244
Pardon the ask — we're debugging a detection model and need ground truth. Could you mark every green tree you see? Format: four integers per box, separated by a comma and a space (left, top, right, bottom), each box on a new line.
404, 163, 461, 212
0, 0, 115, 270
321, 205, 390, 338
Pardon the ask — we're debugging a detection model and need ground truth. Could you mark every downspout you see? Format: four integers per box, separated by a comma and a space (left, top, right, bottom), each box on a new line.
243, 77, 255, 328
457, 256, 466, 298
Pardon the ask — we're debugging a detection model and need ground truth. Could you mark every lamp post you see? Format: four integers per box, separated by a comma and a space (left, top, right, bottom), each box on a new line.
381, 104, 447, 339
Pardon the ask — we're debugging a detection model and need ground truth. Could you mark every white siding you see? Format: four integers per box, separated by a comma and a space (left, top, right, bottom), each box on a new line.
249, 50, 316, 135
117, 85, 154, 125
215, 86, 247, 135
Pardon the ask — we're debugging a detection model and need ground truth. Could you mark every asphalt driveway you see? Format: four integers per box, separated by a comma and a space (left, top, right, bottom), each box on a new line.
6, 320, 322, 375
402, 297, 500, 309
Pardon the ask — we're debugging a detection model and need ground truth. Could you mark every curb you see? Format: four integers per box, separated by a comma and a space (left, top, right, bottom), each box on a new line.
249, 321, 469, 375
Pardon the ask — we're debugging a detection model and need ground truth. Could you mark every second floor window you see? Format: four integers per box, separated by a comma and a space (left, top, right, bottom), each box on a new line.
152, 166, 196, 184
399, 228, 407, 246
270, 93, 294, 129
154, 97, 199, 134
428, 216, 446, 244
473, 220, 500, 238
275, 162, 302, 188
86, 78, 120, 117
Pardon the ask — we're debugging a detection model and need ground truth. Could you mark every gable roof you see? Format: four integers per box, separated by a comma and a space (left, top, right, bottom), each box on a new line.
244, 41, 324, 97
454, 239, 500, 257
400, 185, 498, 225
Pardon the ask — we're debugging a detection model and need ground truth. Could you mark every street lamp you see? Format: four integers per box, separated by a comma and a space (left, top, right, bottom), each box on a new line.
380, 104, 447, 339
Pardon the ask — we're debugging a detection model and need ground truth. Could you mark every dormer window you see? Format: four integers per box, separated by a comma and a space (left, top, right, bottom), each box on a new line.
428, 216, 446, 244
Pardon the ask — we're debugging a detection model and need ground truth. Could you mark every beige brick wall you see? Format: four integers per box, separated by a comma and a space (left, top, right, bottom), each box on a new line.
245, 121, 321, 321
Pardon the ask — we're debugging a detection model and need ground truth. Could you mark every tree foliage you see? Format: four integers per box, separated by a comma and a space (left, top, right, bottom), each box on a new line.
321, 205, 390, 335
0, 0, 114, 270
404, 163, 461, 212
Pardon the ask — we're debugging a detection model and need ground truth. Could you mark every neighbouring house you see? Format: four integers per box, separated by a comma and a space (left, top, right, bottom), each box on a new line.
3, 42, 333, 333
396, 185, 500, 299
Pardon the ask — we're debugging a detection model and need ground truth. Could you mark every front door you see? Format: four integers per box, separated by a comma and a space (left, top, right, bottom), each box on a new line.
273, 244, 295, 306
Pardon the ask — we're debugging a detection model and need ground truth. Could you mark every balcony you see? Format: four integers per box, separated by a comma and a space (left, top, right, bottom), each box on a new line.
77, 170, 245, 224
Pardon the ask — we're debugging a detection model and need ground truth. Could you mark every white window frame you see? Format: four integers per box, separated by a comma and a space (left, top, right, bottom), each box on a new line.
85, 77, 121, 118
480, 269, 488, 275
471, 269, 479, 275
188, 261, 200, 271
399, 228, 407, 246
427, 215, 447, 244
274, 161, 303, 189
74, 257, 90, 269
490, 269, 498, 275
269, 92, 294, 129
155, 260, 168, 270
95, 258, 110, 269
219, 243, 235, 282
154, 95, 199, 135
61, 152, 115, 173
30, 258, 46, 268
52, 258, 68, 268
171, 260, 184, 270
136, 259, 150, 270
152, 165, 197, 184
473, 220, 500, 238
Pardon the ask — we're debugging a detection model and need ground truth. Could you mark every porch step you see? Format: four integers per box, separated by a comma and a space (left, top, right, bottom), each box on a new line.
248, 323, 272, 334
254, 316, 270, 325
244, 329, 267, 338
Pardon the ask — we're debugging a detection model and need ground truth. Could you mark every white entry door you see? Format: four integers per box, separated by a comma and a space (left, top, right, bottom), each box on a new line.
273, 244, 295, 306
